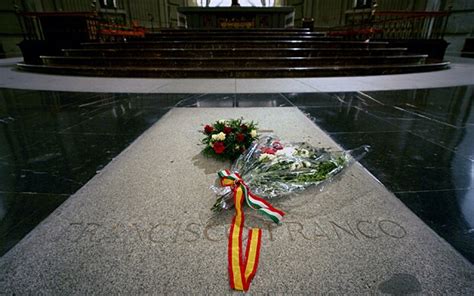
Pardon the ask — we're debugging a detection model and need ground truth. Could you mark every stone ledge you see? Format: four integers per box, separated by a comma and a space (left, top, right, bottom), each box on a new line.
0, 107, 473, 294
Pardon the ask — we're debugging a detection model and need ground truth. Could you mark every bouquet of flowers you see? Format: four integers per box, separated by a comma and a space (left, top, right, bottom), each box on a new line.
201, 118, 259, 161
211, 135, 369, 212
210, 135, 369, 292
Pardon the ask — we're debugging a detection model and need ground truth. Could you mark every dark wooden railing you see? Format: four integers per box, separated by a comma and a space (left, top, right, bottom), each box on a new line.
328, 10, 451, 40
98, 23, 146, 39
17, 11, 146, 42
17, 12, 99, 42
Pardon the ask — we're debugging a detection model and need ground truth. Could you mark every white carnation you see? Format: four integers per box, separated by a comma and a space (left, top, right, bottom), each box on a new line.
299, 149, 310, 157
290, 163, 297, 171
250, 129, 257, 138
211, 132, 226, 141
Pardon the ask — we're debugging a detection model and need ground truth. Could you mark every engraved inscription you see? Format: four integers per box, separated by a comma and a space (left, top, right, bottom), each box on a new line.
62, 218, 407, 245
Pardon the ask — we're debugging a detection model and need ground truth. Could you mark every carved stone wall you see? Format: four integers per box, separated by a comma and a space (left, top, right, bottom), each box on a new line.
443, 0, 474, 55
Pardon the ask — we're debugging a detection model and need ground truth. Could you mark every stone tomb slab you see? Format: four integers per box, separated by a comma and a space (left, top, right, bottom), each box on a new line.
0, 108, 473, 294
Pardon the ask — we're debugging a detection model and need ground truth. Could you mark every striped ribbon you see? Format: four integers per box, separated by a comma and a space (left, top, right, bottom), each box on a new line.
218, 170, 284, 291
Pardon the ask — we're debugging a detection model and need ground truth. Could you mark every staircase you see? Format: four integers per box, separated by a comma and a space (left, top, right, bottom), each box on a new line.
17, 28, 450, 78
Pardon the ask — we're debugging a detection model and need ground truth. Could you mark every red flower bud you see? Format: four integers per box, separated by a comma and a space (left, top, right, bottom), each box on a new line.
213, 142, 225, 154
204, 125, 214, 134
262, 147, 276, 155
236, 133, 245, 143
223, 127, 233, 134
272, 141, 283, 150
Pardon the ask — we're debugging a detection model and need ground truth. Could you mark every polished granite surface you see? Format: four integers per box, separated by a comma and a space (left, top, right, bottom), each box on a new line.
0, 87, 473, 263
0, 90, 191, 254
295, 88, 474, 264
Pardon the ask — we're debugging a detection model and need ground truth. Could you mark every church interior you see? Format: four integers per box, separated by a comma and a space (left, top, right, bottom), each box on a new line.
0, 0, 473, 294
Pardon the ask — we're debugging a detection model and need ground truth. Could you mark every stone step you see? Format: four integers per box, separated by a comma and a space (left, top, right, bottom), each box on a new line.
155, 28, 311, 33
17, 62, 449, 78
82, 40, 390, 49
64, 48, 408, 58
42, 55, 428, 68
147, 30, 323, 35
141, 35, 337, 41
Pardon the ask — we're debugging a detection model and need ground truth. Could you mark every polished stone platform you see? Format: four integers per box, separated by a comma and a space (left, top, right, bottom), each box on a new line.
42, 55, 428, 67
1, 108, 473, 294
63, 48, 408, 58
16, 29, 450, 78
80, 40, 389, 49
19, 63, 448, 78
144, 35, 332, 41
3, 56, 473, 93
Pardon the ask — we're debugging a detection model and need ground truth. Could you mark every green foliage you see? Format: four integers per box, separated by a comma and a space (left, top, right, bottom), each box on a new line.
211, 136, 350, 212
201, 118, 259, 161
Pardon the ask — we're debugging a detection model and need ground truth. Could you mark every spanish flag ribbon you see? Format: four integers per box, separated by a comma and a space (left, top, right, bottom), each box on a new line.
218, 170, 284, 291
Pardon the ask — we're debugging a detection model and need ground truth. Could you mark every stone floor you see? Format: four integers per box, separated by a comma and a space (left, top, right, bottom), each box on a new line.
1, 107, 473, 294
0, 60, 473, 293
1, 87, 474, 257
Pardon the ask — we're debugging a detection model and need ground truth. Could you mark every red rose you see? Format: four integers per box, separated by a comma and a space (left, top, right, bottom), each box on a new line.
223, 127, 233, 134
213, 142, 225, 154
204, 125, 214, 134
262, 147, 276, 155
236, 133, 245, 142
272, 141, 283, 150
240, 124, 248, 132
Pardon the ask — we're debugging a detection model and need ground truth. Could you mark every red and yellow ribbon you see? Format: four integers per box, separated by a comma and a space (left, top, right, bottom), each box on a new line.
219, 170, 284, 291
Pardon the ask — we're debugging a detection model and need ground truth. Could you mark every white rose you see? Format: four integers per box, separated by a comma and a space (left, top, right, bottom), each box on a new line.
250, 129, 257, 138
218, 119, 226, 124
216, 132, 226, 141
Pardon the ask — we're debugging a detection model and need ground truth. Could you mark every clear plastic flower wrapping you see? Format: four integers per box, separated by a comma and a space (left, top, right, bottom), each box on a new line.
211, 135, 370, 212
